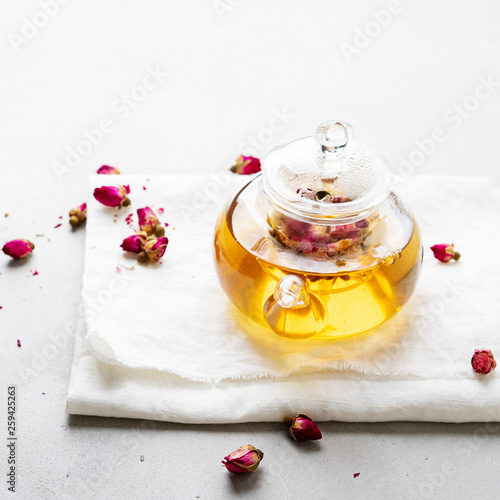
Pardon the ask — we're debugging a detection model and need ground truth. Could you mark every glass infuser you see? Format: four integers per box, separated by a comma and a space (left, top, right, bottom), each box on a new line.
214, 121, 423, 340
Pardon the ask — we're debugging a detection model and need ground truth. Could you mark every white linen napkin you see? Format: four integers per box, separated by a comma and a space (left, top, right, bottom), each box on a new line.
66, 175, 500, 423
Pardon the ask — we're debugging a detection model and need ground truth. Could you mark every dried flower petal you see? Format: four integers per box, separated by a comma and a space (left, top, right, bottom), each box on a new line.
93, 185, 131, 208
120, 232, 147, 254
471, 349, 497, 375
353, 473, 360, 478
430, 243, 461, 263
125, 214, 134, 227
288, 413, 322, 442
144, 236, 169, 263
17, 340, 21, 347
97, 165, 120, 175
222, 445, 263, 474
2, 239, 34, 259
69, 202, 87, 227
137, 207, 159, 235
230, 155, 261, 175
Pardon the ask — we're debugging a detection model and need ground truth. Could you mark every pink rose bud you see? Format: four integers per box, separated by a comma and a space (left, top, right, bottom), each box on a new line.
97, 165, 120, 175
120, 232, 147, 254
2, 239, 34, 259
93, 185, 131, 208
287, 413, 322, 442
69, 203, 87, 227
471, 349, 497, 375
230, 155, 261, 175
144, 236, 169, 263
222, 445, 264, 474
137, 207, 159, 236
430, 243, 461, 263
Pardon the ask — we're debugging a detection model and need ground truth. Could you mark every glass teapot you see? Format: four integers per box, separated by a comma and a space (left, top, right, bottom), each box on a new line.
214, 121, 423, 340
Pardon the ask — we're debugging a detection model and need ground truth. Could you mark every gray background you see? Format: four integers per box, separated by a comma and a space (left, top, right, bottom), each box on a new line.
1, 0, 500, 498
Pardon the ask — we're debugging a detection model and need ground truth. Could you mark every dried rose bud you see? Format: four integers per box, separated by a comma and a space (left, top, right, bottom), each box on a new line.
430, 243, 461, 263
69, 203, 87, 227
471, 349, 497, 375
222, 445, 263, 474
153, 223, 165, 237
2, 239, 34, 259
144, 236, 169, 263
97, 165, 120, 175
120, 232, 147, 254
230, 155, 261, 175
137, 251, 149, 263
93, 185, 131, 208
330, 194, 352, 203
286, 413, 322, 442
137, 207, 159, 235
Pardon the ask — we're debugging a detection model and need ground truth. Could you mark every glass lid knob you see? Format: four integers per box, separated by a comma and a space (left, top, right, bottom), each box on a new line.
314, 120, 351, 158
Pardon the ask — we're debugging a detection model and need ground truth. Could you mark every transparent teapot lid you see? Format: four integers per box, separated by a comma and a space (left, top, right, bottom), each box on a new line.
262, 121, 392, 222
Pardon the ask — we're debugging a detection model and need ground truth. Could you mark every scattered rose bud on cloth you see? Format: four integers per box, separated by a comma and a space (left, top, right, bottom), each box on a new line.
121, 232, 147, 254
137, 207, 164, 236
2, 239, 34, 259
430, 243, 461, 263
471, 349, 497, 375
222, 445, 263, 474
93, 185, 131, 208
69, 203, 87, 227
97, 165, 120, 175
286, 413, 322, 442
230, 155, 261, 175
121, 208, 168, 263
143, 237, 169, 263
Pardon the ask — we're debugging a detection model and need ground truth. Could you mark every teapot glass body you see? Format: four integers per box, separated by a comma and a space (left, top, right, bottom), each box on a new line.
214, 177, 422, 340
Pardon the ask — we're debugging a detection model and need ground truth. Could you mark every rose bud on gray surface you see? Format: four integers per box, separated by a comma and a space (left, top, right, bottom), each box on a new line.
222, 445, 263, 474
286, 413, 322, 442
69, 203, 87, 227
97, 165, 120, 175
230, 155, 261, 175
2, 239, 34, 259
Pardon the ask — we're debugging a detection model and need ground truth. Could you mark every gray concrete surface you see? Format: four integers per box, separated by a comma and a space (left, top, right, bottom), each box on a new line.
2, 0, 500, 498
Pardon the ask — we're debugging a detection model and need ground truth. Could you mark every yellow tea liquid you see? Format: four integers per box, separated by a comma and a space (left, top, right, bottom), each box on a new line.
214, 195, 423, 340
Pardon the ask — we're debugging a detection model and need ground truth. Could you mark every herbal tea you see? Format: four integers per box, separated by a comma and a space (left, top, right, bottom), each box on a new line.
214, 187, 422, 340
